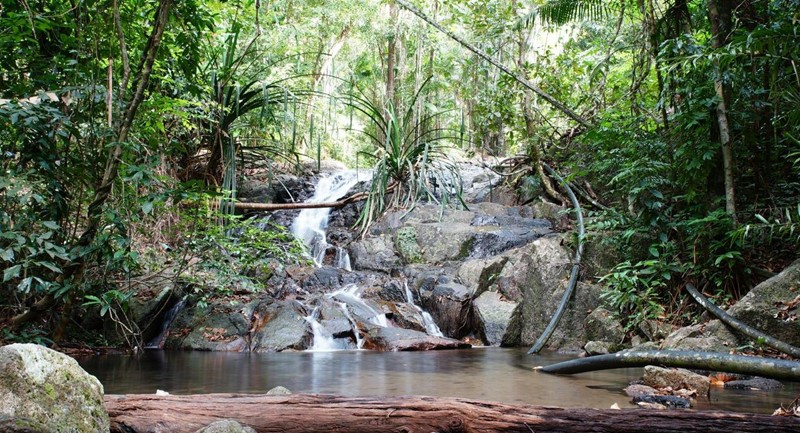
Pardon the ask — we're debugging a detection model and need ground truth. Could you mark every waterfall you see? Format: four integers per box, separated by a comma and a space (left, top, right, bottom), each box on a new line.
338, 302, 364, 349
291, 170, 363, 268
304, 307, 339, 351
329, 284, 388, 328
145, 296, 187, 349
404, 282, 444, 337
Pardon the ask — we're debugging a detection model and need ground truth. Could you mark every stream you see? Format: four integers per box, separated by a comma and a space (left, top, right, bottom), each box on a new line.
76, 349, 797, 414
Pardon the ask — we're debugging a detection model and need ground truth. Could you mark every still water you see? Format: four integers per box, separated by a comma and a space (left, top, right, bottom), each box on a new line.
77, 348, 797, 413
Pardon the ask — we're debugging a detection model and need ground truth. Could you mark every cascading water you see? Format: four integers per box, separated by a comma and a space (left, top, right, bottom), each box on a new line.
329, 284, 389, 328
304, 307, 339, 351
404, 282, 444, 337
145, 296, 188, 349
291, 170, 364, 268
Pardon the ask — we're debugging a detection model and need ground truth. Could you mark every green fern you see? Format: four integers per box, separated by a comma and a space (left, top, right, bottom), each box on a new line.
520, 0, 608, 28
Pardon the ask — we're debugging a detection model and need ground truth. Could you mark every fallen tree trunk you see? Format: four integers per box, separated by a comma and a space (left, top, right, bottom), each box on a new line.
684, 283, 800, 358
537, 350, 800, 381
105, 393, 798, 433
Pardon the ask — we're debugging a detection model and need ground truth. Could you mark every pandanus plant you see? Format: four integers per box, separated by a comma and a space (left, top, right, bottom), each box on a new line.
200, 21, 303, 211
344, 77, 466, 234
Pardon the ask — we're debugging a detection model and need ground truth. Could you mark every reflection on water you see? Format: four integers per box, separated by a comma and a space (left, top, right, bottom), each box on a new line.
77, 348, 797, 413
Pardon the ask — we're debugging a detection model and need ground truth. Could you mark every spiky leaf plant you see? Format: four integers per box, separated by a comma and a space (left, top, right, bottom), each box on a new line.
345, 78, 466, 234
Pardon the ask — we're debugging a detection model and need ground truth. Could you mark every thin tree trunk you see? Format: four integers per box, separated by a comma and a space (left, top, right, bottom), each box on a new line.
105, 393, 800, 433
10, 0, 174, 331
709, 0, 737, 222
385, 2, 398, 113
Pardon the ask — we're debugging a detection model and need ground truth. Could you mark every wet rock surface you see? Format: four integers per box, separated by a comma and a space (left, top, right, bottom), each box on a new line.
144, 162, 611, 352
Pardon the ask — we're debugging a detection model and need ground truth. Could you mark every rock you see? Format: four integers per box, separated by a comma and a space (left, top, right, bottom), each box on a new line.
266, 386, 292, 395
394, 226, 424, 264
584, 340, 615, 355
724, 378, 783, 390
165, 298, 250, 351
195, 419, 256, 433
642, 366, 710, 397
660, 321, 737, 353
349, 235, 401, 272
361, 327, 471, 351
0, 416, 49, 433
249, 301, 312, 352
473, 291, 518, 346
425, 282, 476, 339
0, 344, 109, 433
624, 384, 658, 398
501, 236, 604, 351
638, 320, 675, 342
584, 308, 624, 344
724, 259, 800, 347
632, 394, 691, 409
456, 256, 508, 297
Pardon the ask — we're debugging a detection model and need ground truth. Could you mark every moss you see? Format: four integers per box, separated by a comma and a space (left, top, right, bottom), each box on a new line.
394, 227, 423, 264
43, 383, 55, 400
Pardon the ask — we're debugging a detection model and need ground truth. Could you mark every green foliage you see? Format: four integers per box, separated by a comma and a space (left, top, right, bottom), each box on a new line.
345, 79, 465, 233
174, 209, 308, 308
599, 243, 683, 331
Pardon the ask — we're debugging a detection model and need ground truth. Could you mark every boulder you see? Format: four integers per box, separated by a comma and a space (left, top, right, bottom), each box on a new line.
0, 415, 49, 433
361, 327, 471, 351
500, 236, 603, 351
165, 298, 250, 351
249, 301, 312, 352
424, 282, 476, 339
0, 344, 109, 433
349, 235, 401, 272
584, 341, 615, 355
642, 366, 710, 397
195, 420, 256, 433
724, 377, 783, 390
724, 259, 800, 347
473, 291, 518, 346
660, 321, 737, 352
584, 307, 624, 344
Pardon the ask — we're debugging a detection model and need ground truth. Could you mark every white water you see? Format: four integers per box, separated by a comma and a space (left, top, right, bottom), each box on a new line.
404, 282, 444, 337
338, 302, 364, 349
329, 284, 388, 328
304, 307, 339, 351
291, 170, 364, 267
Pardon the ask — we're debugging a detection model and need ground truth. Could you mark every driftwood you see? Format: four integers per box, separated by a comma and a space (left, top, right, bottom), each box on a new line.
538, 350, 800, 381
684, 283, 800, 358
105, 393, 799, 433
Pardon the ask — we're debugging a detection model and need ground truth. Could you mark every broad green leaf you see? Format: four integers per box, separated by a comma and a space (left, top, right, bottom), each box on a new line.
3, 264, 21, 282
0, 248, 14, 262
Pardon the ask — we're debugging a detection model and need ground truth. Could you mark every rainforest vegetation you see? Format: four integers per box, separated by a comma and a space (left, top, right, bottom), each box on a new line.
1, 0, 799, 346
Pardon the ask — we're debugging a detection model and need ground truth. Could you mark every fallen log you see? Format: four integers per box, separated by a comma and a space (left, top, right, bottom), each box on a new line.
105, 393, 799, 433
537, 350, 800, 381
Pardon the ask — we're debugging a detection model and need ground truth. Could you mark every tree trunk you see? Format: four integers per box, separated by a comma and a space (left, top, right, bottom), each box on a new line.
9, 0, 175, 331
105, 393, 799, 433
538, 350, 800, 381
709, 0, 737, 221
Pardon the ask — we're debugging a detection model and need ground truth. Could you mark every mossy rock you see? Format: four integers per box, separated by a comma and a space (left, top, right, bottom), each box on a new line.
0, 344, 109, 433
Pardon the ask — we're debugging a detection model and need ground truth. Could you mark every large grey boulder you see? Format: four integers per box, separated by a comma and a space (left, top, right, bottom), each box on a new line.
473, 291, 518, 346
500, 236, 602, 351
724, 259, 800, 347
0, 344, 109, 433
249, 301, 312, 352
660, 321, 738, 352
